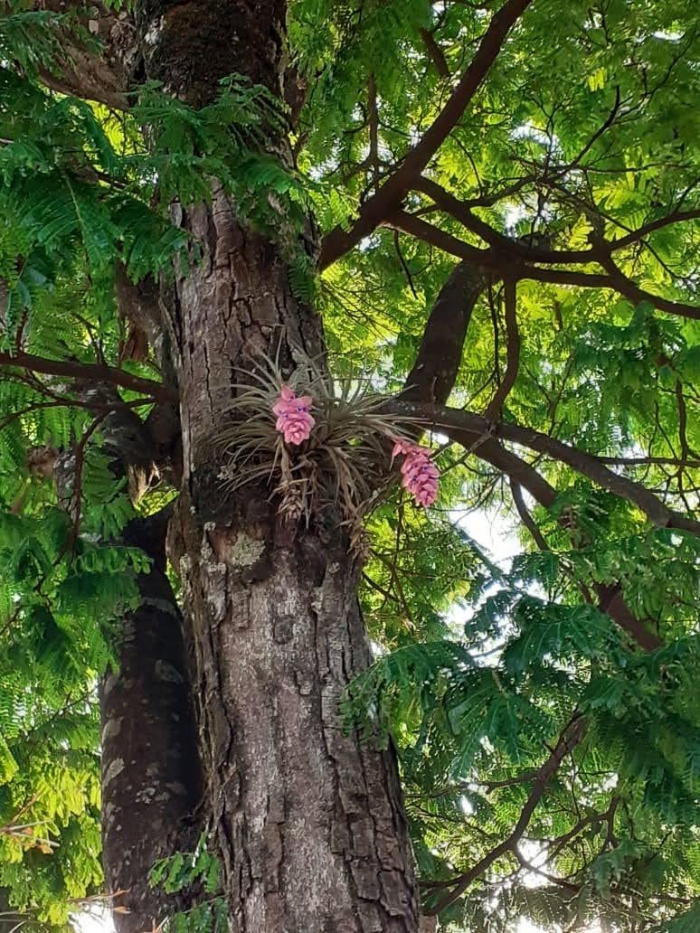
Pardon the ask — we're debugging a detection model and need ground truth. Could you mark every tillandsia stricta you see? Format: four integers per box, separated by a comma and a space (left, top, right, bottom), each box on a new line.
217, 352, 440, 538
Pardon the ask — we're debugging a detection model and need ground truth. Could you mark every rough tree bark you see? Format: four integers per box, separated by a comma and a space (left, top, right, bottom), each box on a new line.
160, 193, 418, 933
126, 2, 421, 930
100, 510, 203, 932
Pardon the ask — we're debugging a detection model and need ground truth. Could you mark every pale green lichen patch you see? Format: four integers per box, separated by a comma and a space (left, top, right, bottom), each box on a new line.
229, 532, 266, 569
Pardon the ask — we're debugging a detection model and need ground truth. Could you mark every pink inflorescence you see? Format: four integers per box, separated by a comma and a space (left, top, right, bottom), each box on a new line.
272, 385, 315, 445
392, 439, 439, 507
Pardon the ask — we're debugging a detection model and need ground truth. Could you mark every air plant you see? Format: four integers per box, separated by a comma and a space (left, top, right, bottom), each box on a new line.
217, 353, 439, 538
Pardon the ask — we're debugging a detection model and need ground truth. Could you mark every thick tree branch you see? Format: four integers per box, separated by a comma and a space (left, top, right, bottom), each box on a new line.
101, 511, 203, 932
400, 261, 489, 404
399, 321, 664, 653
52, 388, 203, 929
390, 211, 492, 262
414, 176, 596, 264
594, 454, 700, 468
389, 261, 557, 509
390, 212, 700, 321
0, 350, 174, 403
415, 176, 700, 265
596, 252, 700, 320
31, 2, 132, 109
318, 0, 534, 269
389, 400, 700, 536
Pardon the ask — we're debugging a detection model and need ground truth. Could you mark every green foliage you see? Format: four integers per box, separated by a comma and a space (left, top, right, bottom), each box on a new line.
1, 0, 700, 930
657, 902, 700, 932
0, 496, 141, 926
150, 843, 226, 933
0, 8, 85, 76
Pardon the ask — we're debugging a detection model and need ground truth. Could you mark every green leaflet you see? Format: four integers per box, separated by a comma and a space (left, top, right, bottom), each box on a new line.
1, 0, 700, 928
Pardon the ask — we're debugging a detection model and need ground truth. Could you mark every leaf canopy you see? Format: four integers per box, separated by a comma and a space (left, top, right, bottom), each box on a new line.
0, 0, 699, 930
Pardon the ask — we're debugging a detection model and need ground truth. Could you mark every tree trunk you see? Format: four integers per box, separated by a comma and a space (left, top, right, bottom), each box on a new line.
173, 507, 418, 931
100, 511, 203, 933
163, 191, 419, 932
53, 385, 203, 932
129, 2, 422, 927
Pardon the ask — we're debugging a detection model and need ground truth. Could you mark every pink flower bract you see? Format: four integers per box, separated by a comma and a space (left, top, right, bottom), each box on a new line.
272, 385, 315, 445
391, 439, 439, 507
392, 439, 413, 459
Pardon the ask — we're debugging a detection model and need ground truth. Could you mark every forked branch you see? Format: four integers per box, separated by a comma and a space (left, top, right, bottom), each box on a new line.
426, 715, 588, 915
390, 211, 700, 321
318, 0, 534, 269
